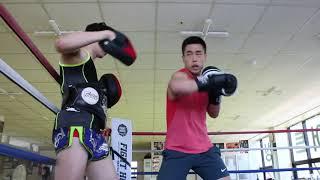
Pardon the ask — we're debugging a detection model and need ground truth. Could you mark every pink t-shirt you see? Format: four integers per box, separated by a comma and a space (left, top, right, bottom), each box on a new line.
164, 68, 213, 153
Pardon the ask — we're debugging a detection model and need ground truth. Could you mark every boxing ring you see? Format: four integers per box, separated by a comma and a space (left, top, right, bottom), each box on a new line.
1, 54, 320, 179
130, 130, 320, 180
0, 119, 320, 179
2, 3, 320, 180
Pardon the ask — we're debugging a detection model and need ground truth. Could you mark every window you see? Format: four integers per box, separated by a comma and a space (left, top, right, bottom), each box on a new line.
288, 119, 320, 179
275, 133, 292, 180
265, 171, 275, 180
311, 163, 320, 178
290, 123, 308, 161
261, 137, 273, 167
257, 136, 274, 180
306, 116, 320, 159
296, 164, 310, 179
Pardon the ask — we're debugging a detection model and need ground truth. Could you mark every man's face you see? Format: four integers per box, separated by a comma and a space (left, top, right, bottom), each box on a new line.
182, 44, 206, 75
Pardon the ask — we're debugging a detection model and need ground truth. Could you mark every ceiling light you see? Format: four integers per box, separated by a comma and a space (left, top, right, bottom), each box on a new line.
34, 20, 81, 36
180, 19, 229, 39
49, 20, 61, 36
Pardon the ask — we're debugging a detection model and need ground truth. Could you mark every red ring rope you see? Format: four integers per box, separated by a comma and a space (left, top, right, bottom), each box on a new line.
132, 128, 320, 136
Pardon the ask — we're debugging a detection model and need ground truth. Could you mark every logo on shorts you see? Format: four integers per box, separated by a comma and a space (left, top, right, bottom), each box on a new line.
54, 128, 65, 148
89, 132, 97, 151
99, 143, 109, 152
221, 168, 227, 172
81, 87, 99, 105
118, 124, 128, 137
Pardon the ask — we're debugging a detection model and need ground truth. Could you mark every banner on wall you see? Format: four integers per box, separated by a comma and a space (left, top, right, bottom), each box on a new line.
213, 143, 225, 149
226, 142, 240, 149
239, 140, 249, 148
111, 118, 132, 180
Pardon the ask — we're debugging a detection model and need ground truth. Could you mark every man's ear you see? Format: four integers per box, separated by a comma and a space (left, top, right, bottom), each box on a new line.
181, 55, 186, 63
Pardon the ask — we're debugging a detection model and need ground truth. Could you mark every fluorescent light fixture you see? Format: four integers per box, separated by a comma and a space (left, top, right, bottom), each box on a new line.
180, 31, 229, 38
48, 20, 61, 36
180, 19, 229, 39
180, 31, 203, 36
34, 20, 81, 36
33, 30, 81, 36
206, 31, 229, 38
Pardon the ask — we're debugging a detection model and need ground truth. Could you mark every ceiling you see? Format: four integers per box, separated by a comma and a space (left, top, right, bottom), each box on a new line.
1, 0, 320, 152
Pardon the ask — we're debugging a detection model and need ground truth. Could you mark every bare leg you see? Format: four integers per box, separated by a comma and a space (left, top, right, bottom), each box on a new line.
86, 156, 119, 180
54, 137, 88, 180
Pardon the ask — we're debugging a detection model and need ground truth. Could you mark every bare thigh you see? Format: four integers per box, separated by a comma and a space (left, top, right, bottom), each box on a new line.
54, 137, 88, 180
86, 156, 119, 180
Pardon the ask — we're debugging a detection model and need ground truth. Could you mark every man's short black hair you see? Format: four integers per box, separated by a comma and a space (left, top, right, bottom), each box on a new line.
181, 36, 206, 55
85, 22, 114, 32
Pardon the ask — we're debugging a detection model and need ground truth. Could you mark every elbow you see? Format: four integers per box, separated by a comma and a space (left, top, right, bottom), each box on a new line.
169, 85, 187, 96
169, 82, 180, 94
207, 104, 220, 118
54, 38, 67, 53
209, 112, 219, 118
208, 105, 220, 118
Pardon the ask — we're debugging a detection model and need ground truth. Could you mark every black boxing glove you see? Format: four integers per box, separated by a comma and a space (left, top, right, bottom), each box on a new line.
196, 66, 224, 91
197, 66, 237, 96
221, 74, 237, 96
99, 74, 122, 108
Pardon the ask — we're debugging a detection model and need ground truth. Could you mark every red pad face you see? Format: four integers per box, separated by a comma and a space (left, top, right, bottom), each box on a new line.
123, 39, 137, 62
99, 31, 137, 66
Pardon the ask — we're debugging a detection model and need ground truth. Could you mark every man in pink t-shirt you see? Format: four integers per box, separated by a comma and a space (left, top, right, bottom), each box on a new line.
157, 36, 237, 180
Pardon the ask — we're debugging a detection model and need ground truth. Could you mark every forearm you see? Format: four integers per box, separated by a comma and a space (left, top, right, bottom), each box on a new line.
55, 31, 113, 54
169, 79, 198, 96
207, 104, 220, 118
